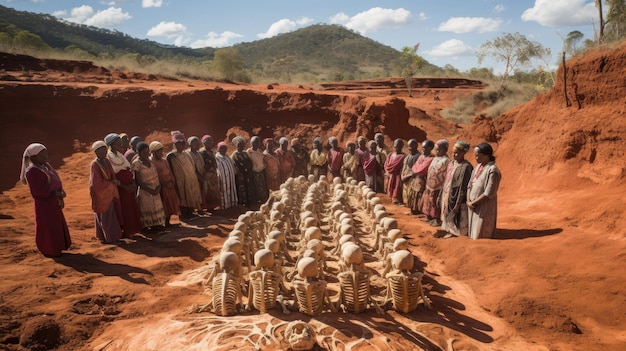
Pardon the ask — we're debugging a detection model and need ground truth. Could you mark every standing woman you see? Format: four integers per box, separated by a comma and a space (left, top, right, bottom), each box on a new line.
341, 141, 359, 180
20, 143, 71, 257
90, 140, 123, 244
186, 136, 206, 214
384, 139, 406, 204
167, 131, 202, 219
200, 135, 221, 212
355, 136, 369, 182
149, 141, 180, 227
106, 133, 142, 237
440, 142, 473, 238
247, 136, 269, 205
363, 140, 384, 193
407, 140, 434, 215
231, 136, 254, 207
276, 137, 296, 184
262, 138, 281, 192
420, 139, 450, 226
215, 141, 238, 210
133, 142, 165, 233
467, 143, 501, 240
308, 138, 327, 181
326, 136, 344, 182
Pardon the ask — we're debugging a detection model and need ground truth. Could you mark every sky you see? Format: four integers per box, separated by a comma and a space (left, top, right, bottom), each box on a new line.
2, 0, 601, 72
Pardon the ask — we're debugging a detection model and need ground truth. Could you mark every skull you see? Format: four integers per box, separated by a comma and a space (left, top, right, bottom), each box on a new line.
285, 320, 316, 351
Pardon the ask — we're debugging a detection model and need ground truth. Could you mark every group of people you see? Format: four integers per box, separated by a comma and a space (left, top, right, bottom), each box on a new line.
20, 131, 500, 256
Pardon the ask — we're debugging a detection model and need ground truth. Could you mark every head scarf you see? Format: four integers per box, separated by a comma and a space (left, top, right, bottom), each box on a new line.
368, 140, 377, 148
250, 136, 260, 144
454, 141, 470, 152
201, 134, 212, 143
171, 131, 185, 143
313, 137, 321, 145
374, 133, 383, 139
119, 133, 128, 139
357, 136, 366, 143
436, 139, 449, 151
328, 136, 337, 144
104, 133, 120, 147
149, 141, 163, 153
279, 137, 288, 145
92, 140, 106, 151
263, 138, 273, 146
130, 136, 142, 146
217, 141, 228, 149
187, 136, 199, 146
232, 136, 246, 146
290, 138, 300, 147
20, 143, 47, 184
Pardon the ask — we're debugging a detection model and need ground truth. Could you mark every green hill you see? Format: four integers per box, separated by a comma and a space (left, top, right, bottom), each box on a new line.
0, 4, 438, 82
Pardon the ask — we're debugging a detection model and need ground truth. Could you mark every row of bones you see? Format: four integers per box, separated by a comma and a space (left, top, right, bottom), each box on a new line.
197, 175, 431, 316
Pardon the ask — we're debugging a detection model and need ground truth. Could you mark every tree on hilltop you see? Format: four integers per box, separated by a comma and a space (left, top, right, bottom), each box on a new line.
477, 32, 548, 93
213, 48, 246, 82
398, 45, 424, 97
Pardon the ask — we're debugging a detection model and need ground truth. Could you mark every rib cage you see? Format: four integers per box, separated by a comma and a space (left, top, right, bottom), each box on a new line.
338, 271, 370, 313
388, 273, 425, 313
294, 280, 327, 316
212, 273, 241, 316
249, 270, 280, 313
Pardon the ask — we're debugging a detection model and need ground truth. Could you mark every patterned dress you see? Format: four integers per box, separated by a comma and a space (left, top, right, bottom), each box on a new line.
441, 160, 473, 236
150, 157, 181, 217
133, 158, 165, 228
216, 152, 238, 209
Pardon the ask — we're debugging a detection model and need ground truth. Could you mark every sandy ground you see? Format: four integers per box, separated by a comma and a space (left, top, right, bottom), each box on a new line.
0, 48, 625, 351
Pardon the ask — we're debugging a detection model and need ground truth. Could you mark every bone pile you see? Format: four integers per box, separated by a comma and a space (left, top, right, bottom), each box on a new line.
196, 174, 431, 318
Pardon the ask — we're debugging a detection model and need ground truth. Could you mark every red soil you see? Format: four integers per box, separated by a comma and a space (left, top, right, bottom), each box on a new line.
0, 45, 624, 351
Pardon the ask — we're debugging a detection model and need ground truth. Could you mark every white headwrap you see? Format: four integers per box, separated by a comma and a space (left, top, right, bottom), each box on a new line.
20, 143, 47, 184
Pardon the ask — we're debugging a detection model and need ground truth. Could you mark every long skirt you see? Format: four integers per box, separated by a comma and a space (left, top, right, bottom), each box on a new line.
420, 187, 442, 219
95, 200, 123, 243
251, 171, 268, 204
204, 172, 221, 210
137, 188, 165, 228
406, 176, 426, 214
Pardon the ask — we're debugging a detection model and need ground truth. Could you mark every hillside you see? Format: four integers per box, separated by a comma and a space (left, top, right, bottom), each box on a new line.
0, 5, 433, 80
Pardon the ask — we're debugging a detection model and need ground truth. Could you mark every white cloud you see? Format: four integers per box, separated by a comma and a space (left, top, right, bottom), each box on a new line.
142, 0, 163, 8
428, 39, 474, 57
147, 21, 190, 46
493, 4, 505, 13
101, 0, 130, 5
330, 7, 411, 34
522, 0, 597, 26
191, 31, 243, 48
84, 7, 132, 28
438, 17, 502, 34
257, 17, 313, 39
52, 10, 67, 18
417, 12, 428, 21
67, 5, 94, 23
63, 6, 131, 28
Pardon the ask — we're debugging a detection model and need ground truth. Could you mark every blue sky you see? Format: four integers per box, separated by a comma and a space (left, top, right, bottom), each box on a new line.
2, 0, 600, 72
